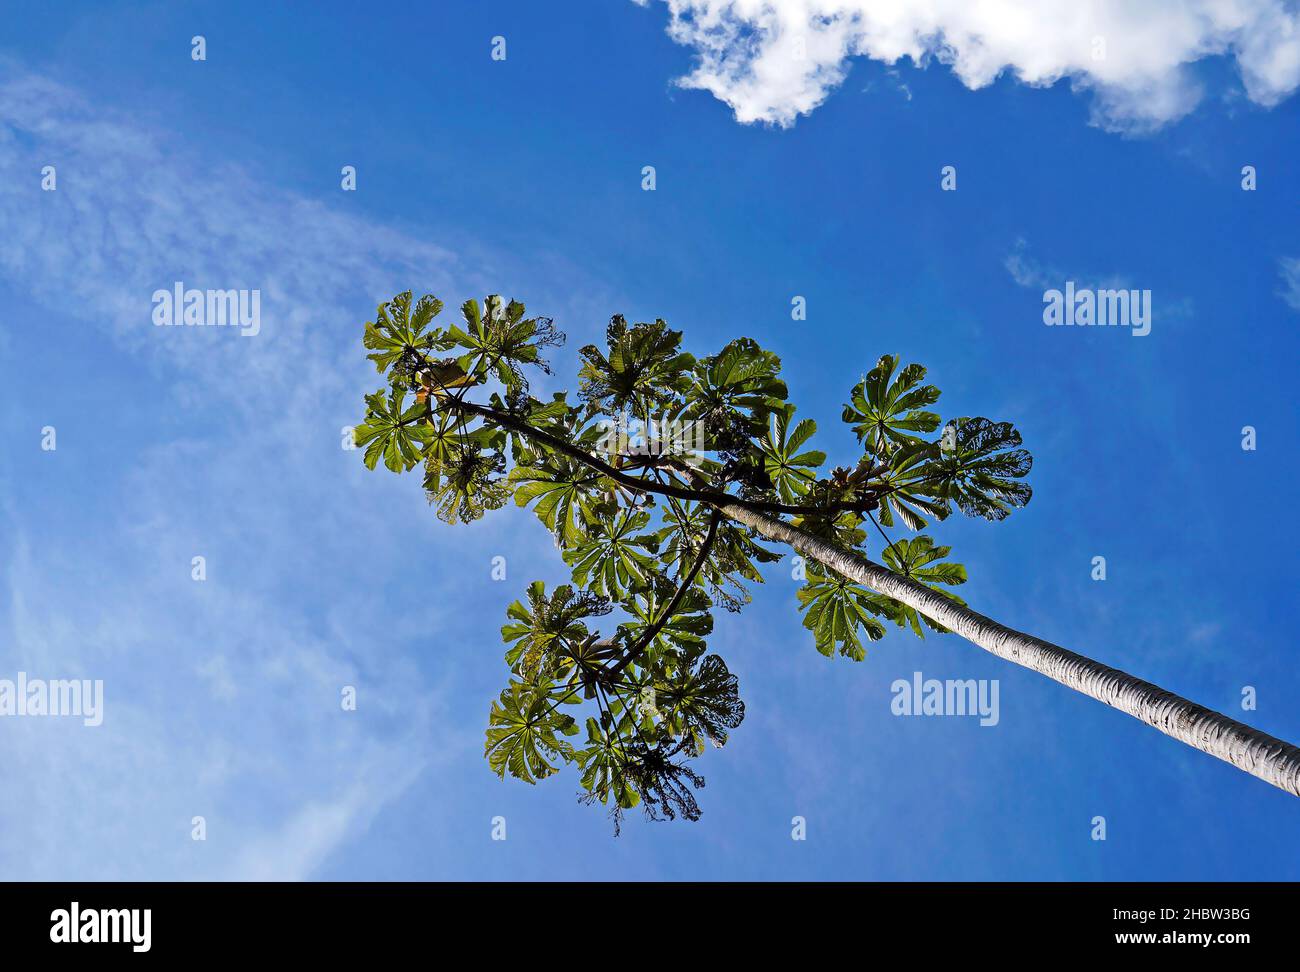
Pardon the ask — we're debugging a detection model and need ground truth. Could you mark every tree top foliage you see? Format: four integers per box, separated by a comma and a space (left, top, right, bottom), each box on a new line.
354, 291, 1032, 831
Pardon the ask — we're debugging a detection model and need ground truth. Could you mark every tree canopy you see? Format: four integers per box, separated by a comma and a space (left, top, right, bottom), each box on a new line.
354, 292, 1032, 830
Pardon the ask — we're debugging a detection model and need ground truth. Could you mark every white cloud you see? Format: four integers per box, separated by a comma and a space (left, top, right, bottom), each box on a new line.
1280, 257, 1300, 310
0, 65, 488, 878
1003, 238, 1195, 328
0, 68, 465, 412
1004, 237, 1052, 290
636, 0, 1300, 131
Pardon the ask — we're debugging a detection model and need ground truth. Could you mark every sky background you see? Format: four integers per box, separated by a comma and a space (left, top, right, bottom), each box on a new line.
0, 0, 1298, 880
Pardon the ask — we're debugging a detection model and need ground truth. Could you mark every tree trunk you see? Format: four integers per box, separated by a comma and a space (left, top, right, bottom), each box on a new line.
720, 500, 1300, 798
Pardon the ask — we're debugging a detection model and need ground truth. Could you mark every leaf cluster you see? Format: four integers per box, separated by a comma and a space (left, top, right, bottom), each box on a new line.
355, 294, 1034, 827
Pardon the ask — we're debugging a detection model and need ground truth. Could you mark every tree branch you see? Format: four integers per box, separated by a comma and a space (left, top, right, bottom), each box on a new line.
606, 507, 722, 679
441, 396, 879, 519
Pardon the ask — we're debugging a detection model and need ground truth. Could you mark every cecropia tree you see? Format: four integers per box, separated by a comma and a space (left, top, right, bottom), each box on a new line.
353, 291, 1300, 829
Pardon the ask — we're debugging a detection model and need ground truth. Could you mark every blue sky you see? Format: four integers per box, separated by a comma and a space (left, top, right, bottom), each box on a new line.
0, 0, 1298, 880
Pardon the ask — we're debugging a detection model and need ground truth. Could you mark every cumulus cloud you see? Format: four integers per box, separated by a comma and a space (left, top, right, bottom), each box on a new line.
637, 0, 1300, 131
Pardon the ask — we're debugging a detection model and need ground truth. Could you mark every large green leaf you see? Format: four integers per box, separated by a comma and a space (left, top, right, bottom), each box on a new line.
796, 566, 889, 661
562, 509, 660, 598
654, 502, 779, 611
873, 439, 951, 531
756, 404, 825, 502
509, 457, 607, 546
485, 681, 580, 784
501, 581, 612, 680
616, 585, 714, 671
878, 535, 968, 637
353, 387, 433, 473
923, 417, 1033, 521
575, 716, 641, 810
444, 294, 563, 392
692, 338, 787, 411
654, 654, 745, 754
577, 316, 695, 414
362, 291, 450, 377
843, 355, 942, 459
682, 338, 788, 456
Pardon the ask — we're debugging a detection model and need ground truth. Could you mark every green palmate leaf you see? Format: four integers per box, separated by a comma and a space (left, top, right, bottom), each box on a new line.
756, 404, 825, 503
509, 457, 608, 547
691, 338, 787, 413
925, 417, 1033, 521
564, 636, 624, 700
444, 294, 564, 393
654, 654, 745, 755
425, 444, 509, 525
501, 581, 612, 680
485, 681, 580, 784
843, 354, 942, 459
353, 386, 433, 473
562, 509, 660, 598
879, 535, 968, 637
682, 338, 788, 457
363, 291, 451, 377
874, 439, 951, 531
653, 502, 779, 611
578, 316, 695, 414
420, 411, 475, 493
796, 566, 890, 661
576, 716, 641, 810
616, 585, 714, 670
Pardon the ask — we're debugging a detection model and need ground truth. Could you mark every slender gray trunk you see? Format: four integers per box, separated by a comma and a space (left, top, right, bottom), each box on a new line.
721, 500, 1300, 798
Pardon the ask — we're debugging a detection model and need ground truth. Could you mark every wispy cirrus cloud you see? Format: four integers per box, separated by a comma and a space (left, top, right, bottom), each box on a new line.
1004, 237, 1140, 296
0, 67, 464, 413
1279, 257, 1300, 311
0, 64, 490, 879
1003, 237, 1195, 329
636, 0, 1300, 132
